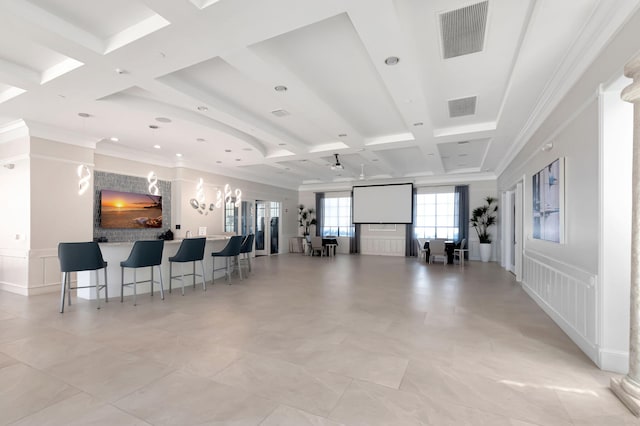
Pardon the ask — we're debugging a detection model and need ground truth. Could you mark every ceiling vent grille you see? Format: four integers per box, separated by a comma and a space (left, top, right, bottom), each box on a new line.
448, 96, 477, 117
271, 109, 290, 117
440, 1, 488, 59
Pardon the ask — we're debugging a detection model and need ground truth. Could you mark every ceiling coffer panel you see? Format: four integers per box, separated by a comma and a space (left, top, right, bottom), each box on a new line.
440, 1, 489, 59
448, 96, 477, 117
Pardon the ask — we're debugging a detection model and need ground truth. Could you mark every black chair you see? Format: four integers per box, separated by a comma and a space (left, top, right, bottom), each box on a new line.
58, 242, 108, 313
120, 240, 164, 305
238, 234, 254, 275
211, 235, 244, 284
168, 237, 207, 295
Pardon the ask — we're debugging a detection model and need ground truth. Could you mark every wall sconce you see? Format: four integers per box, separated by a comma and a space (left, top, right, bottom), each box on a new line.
189, 178, 214, 215
147, 171, 159, 196
77, 164, 91, 195
541, 142, 553, 152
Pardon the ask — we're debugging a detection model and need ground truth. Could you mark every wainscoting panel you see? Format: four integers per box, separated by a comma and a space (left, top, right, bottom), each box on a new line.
360, 236, 405, 256
522, 250, 598, 362
0, 248, 29, 294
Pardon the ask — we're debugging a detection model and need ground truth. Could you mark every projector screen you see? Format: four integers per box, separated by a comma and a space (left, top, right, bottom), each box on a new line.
352, 183, 413, 224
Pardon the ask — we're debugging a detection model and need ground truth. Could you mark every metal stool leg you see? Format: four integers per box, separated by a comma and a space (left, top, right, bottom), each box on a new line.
60, 272, 67, 313
104, 267, 108, 303
157, 265, 164, 300
95, 270, 101, 310
121, 267, 125, 303
200, 260, 206, 291
133, 268, 137, 306
169, 262, 173, 293
150, 266, 154, 296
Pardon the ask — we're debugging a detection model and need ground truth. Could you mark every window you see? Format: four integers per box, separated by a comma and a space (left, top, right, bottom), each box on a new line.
414, 192, 459, 240
322, 197, 353, 237
224, 199, 238, 233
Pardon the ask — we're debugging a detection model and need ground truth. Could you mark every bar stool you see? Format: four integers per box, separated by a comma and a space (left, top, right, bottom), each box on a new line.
211, 235, 243, 284
120, 240, 164, 305
58, 242, 108, 313
238, 234, 254, 275
169, 237, 207, 295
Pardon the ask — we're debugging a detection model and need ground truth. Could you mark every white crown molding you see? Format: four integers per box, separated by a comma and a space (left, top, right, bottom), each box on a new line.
495, 0, 640, 177
0, 119, 29, 144
24, 120, 99, 148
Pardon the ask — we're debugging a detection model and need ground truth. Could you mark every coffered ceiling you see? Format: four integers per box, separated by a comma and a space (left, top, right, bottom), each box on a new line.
0, 0, 637, 189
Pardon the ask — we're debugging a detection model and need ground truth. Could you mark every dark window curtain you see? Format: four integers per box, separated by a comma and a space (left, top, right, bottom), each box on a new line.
315, 192, 325, 237
351, 224, 360, 254
455, 185, 469, 247
405, 188, 418, 256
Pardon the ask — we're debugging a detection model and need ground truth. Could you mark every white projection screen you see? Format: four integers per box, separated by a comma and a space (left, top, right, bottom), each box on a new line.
352, 183, 413, 224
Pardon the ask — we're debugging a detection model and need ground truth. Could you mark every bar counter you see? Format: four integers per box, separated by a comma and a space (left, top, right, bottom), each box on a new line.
78, 237, 233, 300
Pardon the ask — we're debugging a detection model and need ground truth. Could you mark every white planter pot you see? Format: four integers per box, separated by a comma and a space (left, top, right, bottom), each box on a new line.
479, 243, 492, 262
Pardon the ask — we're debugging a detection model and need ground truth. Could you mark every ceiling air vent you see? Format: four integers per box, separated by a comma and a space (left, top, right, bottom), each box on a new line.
440, 1, 488, 59
448, 96, 477, 117
271, 109, 290, 117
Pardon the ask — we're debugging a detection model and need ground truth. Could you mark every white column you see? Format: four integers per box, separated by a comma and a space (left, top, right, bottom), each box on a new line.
612, 54, 640, 416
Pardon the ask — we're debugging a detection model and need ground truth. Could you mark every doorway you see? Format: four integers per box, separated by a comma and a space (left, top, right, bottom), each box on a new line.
255, 200, 280, 256
502, 180, 523, 281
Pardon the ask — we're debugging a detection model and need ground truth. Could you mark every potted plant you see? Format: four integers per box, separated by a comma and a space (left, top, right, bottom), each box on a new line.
470, 196, 498, 262
298, 204, 317, 237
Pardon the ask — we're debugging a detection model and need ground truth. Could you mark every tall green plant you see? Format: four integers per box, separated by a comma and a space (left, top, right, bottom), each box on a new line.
298, 204, 317, 236
470, 196, 498, 244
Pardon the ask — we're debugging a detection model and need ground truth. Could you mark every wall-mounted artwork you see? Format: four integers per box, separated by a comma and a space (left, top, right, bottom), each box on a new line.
100, 189, 162, 228
532, 158, 564, 243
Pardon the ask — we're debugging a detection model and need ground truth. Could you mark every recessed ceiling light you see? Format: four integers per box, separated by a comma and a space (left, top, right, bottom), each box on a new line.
109, 137, 119, 142
235, 158, 241, 161
427, 153, 434, 156
225, 149, 232, 153
413, 122, 424, 126
278, 143, 286, 146
274, 85, 288, 92
216, 161, 222, 164
176, 153, 183, 157
458, 141, 469, 145
384, 56, 400, 65
77, 112, 91, 118
197, 106, 208, 112
338, 133, 347, 138
153, 144, 161, 149
458, 153, 468, 157
149, 124, 159, 129
196, 138, 206, 142
285, 167, 290, 170
58, 94, 66, 99
243, 148, 252, 151
372, 159, 379, 162
155, 117, 172, 123
115, 68, 126, 75
300, 159, 307, 162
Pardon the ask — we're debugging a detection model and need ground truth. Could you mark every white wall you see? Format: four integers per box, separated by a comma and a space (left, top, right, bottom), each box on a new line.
599, 83, 633, 373
0, 136, 30, 293
497, 8, 640, 371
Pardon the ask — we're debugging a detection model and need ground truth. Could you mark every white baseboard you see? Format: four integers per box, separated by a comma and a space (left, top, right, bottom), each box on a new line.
599, 348, 629, 374
0, 282, 28, 296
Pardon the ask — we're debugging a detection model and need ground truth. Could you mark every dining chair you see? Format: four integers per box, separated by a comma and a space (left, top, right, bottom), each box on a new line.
454, 238, 468, 266
429, 239, 448, 264
416, 238, 428, 261
211, 235, 244, 284
120, 240, 164, 305
310, 236, 324, 256
168, 237, 207, 295
58, 242, 108, 313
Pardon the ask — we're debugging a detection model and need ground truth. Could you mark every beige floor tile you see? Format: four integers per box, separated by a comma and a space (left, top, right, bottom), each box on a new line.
0, 363, 79, 425
259, 404, 345, 426
131, 334, 242, 378
0, 329, 106, 370
114, 369, 277, 425
301, 344, 409, 389
45, 347, 173, 402
213, 353, 351, 417
10, 392, 151, 425
0, 351, 18, 369
329, 379, 517, 426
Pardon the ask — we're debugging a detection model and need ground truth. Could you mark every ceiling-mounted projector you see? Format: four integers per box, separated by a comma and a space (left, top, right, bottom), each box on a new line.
330, 153, 344, 170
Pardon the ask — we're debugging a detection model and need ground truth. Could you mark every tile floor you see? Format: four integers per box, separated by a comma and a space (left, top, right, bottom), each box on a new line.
0, 255, 637, 425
